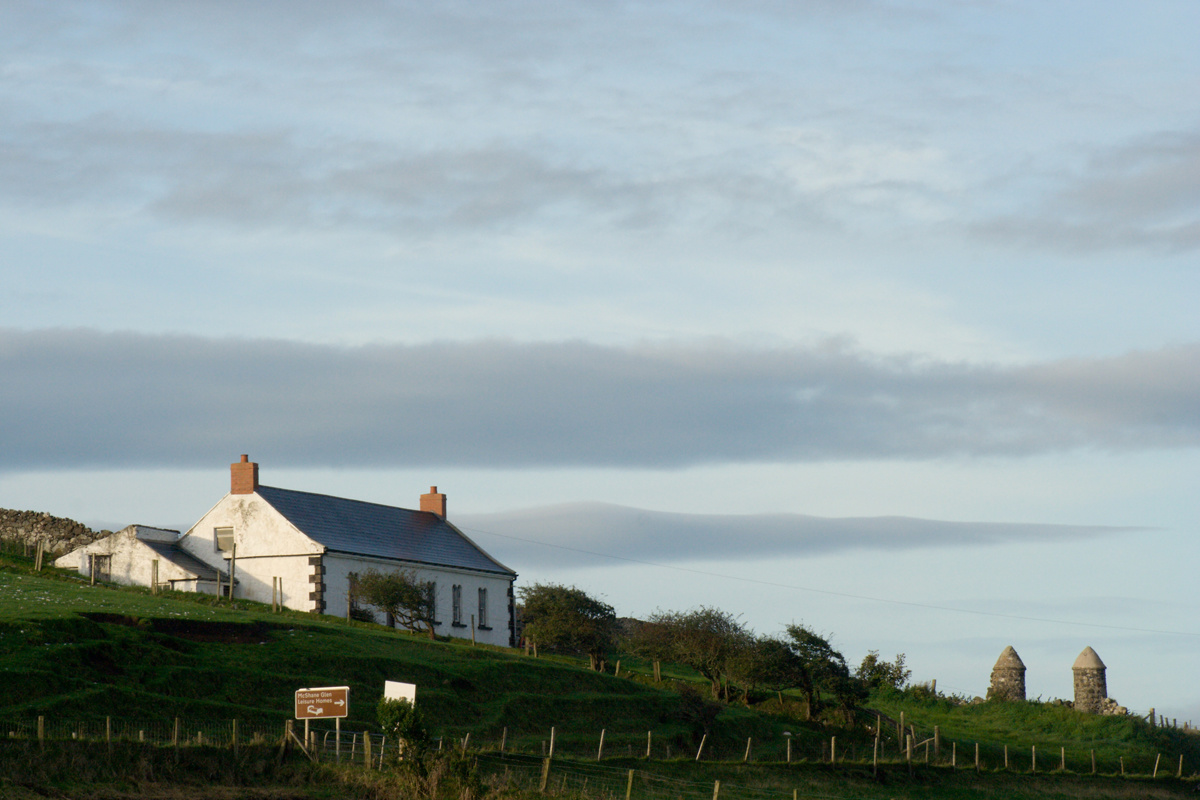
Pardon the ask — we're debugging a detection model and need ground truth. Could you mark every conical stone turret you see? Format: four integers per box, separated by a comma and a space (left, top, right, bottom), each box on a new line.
1072, 646, 1107, 713
987, 645, 1026, 701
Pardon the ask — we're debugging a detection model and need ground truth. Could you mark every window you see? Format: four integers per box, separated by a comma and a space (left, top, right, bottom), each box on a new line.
215, 527, 234, 553
429, 582, 439, 624
452, 584, 463, 626
477, 588, 488, 629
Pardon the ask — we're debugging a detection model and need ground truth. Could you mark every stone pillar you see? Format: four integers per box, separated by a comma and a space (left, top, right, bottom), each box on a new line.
987, 646, 1026, 701
1072, 647, 1107, 713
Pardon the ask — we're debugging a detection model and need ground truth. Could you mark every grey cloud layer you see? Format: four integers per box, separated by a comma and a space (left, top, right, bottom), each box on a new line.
456, 502, 1133, 568
2, 329, 1198, 470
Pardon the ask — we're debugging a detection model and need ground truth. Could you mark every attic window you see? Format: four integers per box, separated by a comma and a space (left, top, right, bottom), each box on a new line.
215, 527, 234, 552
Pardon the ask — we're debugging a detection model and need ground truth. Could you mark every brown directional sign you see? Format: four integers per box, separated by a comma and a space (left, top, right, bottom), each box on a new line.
295, 686, 349, 720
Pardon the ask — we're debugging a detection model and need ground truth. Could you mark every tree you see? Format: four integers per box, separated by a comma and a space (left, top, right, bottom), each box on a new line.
784, 623, 865, 720
352, 569, 436, 639
856, 650, 911, 691
726, 634, 806, 705
624, 618, 676, 682
649, 607, 751, 700
518, 583, 616, 669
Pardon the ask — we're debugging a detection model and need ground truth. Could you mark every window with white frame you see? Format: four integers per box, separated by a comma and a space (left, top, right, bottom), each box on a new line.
477, 587, 488, 628
215, 527, 234, 553
452, 584, 463, 626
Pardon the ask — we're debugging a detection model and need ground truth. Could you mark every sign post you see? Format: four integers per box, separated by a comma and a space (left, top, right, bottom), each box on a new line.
295, 686, 349, 760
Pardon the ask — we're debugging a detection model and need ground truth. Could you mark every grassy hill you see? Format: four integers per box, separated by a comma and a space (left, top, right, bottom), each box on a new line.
2, 548, 1198, 798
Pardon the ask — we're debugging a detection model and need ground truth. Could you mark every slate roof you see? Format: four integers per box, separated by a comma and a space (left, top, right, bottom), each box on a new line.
141, 538, 229, 582
256, 485, 515, 577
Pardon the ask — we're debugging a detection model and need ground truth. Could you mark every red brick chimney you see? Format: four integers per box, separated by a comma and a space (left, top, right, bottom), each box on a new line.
230, 454, 259, 495
420, 486, 446, 517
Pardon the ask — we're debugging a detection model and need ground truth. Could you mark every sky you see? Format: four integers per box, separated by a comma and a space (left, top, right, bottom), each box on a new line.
2, 1, 1199, 721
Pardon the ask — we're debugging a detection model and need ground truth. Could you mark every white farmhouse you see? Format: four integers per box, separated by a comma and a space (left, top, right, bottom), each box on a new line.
58, 456, 518, 648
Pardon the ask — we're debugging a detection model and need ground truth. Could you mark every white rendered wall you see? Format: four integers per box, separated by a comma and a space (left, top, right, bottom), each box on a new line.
178, 493, 320, 611
324, 553, 513, 647
53, 527, 206, 589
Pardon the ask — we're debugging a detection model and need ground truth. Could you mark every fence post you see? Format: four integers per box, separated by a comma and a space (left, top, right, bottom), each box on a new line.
1091, 749, 1095, 774
744, 737, 752, 763
1153, 753, 1161, 778
549, 727, 556, 758
1178, 754, 1184, 778
597, 729, 605, 761
233, 719, 239, 756
696, 733, 707, 761
646, 730, 652, 759
934, 726, 940, 760
829, 736, 835, 765
1031, 745, 1036, 773
788, 735, 793, 764
872, 736, 878, 778
462, 732, 471, 755
539, 758, 552, 793
38, 716, 45, 749
1004, 744, 1008, 770
364, 731, 372, 767
712, 780, 720, 800
1120, 756, 1124, 775
1060, 746, 1065, 772
501, 727, 507, 754
951, 741, 956, 769
106, 716, 112, 750
974, 742, 979, 772
173, 717, 180, 749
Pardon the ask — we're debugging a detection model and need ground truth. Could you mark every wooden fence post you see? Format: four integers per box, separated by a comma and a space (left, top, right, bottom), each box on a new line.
1153, 753, 1161, 778
597, 729, 606, 761
934, 726, 940, 760
1091, 749, 1095, 774
232, 719, 239, 756
1031, 744, 1036, 773
695, 733, 707, 761
1120, 756, 1124, 775
549, 727, 556, 758
1060, 746, 1065, 772
539, 758, 552, 793
712, 780, 720, 800
829, 736, 835, 764
787, 735, 792, 764
38, 716, 45, 749
646, 730, 652, 759
744, 737, 752, 763
625, 769, 634, 800
1004, 744, 1008, 770
1178, 754, 1184, 778
500, 726, 507, 754
173, 717, 180, 749
974, 742, 979, 772
872, 737, 878, 778
364, 731, 372, 767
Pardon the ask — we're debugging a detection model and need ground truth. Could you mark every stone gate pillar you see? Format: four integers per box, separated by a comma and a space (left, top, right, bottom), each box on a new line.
1072, 646, 1107, 713
987, 645, 1027, 701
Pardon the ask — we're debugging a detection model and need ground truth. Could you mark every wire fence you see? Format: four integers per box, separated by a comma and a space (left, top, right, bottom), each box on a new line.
3, 715, 1196, 788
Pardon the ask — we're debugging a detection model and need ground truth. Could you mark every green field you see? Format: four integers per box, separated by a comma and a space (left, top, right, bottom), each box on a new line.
1, 551, 1198, 799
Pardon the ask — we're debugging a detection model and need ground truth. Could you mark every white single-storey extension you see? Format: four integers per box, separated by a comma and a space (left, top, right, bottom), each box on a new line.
57, 456, 518, 648
55, 524, 230, 593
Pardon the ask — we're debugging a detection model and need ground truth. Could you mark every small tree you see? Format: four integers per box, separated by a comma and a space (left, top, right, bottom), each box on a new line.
650, 607, 751, 700
353, 569, 436, 639
518, 583, 617, 670
784, 623, 862, 719
377, 697, 430, 761
726, 634, 805, 705
856, 650, 911, 691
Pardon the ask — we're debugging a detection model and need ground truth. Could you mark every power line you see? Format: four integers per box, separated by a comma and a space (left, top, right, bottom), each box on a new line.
460, 525, 1200, 638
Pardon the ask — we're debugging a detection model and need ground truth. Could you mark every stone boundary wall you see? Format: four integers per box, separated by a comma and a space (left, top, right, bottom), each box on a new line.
0, 507, 107, 557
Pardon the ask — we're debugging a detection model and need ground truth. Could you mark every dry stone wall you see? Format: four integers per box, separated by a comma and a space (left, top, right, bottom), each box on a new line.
0, 507, 107, 556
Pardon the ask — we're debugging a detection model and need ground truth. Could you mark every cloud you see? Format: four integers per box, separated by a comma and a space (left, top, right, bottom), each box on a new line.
972, 131, 1200, 254
456, 502, 1134, 568
2, 329, 1199, 471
